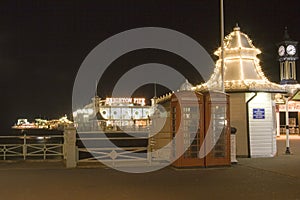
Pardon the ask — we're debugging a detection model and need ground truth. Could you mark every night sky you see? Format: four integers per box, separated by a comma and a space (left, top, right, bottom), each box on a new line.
1, 0, 300, 133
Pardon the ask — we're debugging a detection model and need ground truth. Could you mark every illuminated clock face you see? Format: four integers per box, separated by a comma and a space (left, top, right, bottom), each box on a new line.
287, 45, 296, 56
278, 45, 285, 56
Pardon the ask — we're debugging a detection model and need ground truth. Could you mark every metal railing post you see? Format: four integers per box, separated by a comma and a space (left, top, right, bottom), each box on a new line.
23, 134, 27, 160
43, 143, 46, 160
3, 145, 6, 160
147, 132, 152, 166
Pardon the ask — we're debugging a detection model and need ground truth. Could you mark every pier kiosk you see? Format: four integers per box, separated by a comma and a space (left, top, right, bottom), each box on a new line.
196, 25, 285, 157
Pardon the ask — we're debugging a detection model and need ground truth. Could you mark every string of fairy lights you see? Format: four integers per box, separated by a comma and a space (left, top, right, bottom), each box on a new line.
195, 25, 284, 93
157, 25, 285, 103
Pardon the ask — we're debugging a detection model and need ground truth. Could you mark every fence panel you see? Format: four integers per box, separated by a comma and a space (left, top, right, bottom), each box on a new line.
0, 134, 64, 160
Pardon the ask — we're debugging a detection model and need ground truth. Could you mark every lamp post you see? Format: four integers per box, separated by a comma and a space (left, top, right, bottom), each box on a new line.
285, 96, 291, 154
276, 107, 280, 137
220, 0, 225, 93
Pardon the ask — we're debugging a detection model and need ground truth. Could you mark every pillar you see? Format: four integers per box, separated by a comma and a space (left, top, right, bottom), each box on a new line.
64, 126, 77, 168
276, 111, 280, 137
285, 97, 291, 154
231, 127, 238, 163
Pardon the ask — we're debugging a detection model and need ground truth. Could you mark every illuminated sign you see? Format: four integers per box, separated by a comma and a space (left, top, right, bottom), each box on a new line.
278, 101, 300, 112
105, 98, 145, 106
133, 98, 145, 105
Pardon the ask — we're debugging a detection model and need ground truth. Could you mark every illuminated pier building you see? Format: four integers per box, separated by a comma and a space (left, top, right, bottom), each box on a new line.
194, 25, 285, 158
73, 97, 152, 132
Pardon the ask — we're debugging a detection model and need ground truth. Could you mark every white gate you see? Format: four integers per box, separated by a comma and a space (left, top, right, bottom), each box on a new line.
76, 132, 150, 164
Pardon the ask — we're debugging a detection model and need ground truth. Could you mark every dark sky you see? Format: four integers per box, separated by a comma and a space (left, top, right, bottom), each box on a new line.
0, 0, 300, 133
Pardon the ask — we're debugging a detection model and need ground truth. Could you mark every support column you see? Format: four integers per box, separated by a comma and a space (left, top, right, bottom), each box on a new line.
230, 127, 238, 163
64, 126, 77, 168
280, 63, 284, 81
285, 97, 291, 154
286, 61, 290, 80
276, 111, 280, 137
293, 62, 296, 80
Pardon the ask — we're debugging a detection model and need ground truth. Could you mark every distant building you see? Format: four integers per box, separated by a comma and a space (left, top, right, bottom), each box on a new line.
12, 115, 73, 131
73, 96, 152, 132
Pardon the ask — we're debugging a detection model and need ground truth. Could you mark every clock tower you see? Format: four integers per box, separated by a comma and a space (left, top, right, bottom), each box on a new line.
277, 27, 298, 84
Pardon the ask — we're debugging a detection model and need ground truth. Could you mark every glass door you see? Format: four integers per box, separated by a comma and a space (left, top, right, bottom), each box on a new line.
171, 92, 205, 167
205, 92, 231, 166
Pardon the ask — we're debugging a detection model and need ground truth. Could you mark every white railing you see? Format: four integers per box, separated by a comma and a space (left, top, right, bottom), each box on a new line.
0, 127, 172, 168
0, 134, 64, 160
77, 147, 148, 162
75, 131, 173, 168
76, 132, 150, 164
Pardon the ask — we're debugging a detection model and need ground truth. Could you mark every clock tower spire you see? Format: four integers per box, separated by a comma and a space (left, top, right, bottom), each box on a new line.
277, 27, 299, 85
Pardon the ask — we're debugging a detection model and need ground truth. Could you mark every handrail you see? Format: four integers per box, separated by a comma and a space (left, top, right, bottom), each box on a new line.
0, 135, 63, 139
77, 137, 149, 140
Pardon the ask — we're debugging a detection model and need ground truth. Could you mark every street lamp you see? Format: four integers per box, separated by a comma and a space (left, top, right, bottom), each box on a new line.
220, 0, 225, 93
285, 96, 291, 154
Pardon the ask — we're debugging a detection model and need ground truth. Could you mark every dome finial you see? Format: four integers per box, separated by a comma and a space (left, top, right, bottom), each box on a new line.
179, 79, 193, 91
283, 26, 290, 40
234, 23, 240, 31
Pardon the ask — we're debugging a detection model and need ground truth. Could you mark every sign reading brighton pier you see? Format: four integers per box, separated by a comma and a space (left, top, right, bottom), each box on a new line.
105, 97, 146, 106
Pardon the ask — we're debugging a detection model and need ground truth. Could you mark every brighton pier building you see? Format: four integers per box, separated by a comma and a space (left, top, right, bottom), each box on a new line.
73, 96, 152, 132
196, 25, 286, 158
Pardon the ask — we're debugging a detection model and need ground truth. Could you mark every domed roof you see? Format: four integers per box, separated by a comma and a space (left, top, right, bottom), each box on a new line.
215, 24, 261, 57
225, 25, 253, 49
196, 25, 285, 93
179, 79, 193, 91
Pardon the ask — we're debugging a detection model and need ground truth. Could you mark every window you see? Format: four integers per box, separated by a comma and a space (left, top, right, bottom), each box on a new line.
182, 106, 200, 158
210, 104, 227, 158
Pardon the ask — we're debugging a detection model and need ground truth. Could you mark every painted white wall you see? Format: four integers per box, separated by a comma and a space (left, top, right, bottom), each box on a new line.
230, 93, 248, 156
247, 93, 277, 157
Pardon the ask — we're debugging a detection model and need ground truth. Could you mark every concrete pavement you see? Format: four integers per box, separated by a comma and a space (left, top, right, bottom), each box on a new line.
0, 136, 299, 200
